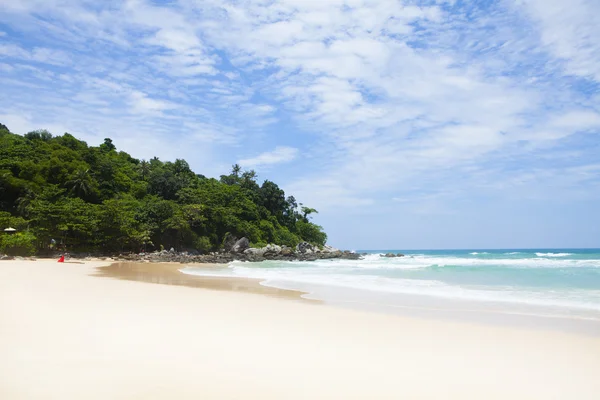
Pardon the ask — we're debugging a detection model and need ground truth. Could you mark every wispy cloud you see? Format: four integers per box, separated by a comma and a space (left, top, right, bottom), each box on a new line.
515, 0, 600, 82
239, 146, 298, 169
0, 0, 599, 247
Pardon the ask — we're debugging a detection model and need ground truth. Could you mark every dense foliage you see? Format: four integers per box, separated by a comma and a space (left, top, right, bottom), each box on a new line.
0, 124, 326, 255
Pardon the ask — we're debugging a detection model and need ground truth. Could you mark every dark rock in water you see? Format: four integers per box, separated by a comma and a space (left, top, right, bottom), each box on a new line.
231, 237, 250, 253
382, 253, 405, 258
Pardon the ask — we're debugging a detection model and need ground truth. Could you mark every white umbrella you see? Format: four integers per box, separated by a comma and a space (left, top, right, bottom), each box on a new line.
3, 227, 16, 232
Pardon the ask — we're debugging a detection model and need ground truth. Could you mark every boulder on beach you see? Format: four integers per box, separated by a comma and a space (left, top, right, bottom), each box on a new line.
231, 237, 250, 253
243, 247, 265, 256
262, 244, 282, 256
296, 242, 316, 254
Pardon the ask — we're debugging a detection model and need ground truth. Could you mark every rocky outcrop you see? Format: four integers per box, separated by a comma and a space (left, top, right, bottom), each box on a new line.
231, 237, 250, 253
296, 242, 314, 254
222, 235, 238, 252
109, 238, 362, 264
381, 253, 405, 258
114, 250, 235, 264
281, 246, 294, 256
0, 255, 34, 261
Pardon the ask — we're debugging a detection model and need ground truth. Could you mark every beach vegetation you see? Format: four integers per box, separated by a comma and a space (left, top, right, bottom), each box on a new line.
0, 126, 328, 254
0, 231, 37, 256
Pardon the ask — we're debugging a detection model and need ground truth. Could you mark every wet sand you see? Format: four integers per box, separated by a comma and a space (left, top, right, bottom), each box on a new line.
95, 262, 310, 301
2, 259, 600, 399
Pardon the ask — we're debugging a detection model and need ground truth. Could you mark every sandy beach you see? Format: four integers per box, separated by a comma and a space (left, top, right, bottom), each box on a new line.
1, 259, 599, 399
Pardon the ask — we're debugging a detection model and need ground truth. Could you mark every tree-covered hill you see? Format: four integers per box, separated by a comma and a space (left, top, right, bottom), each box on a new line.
0, 124, 326, 256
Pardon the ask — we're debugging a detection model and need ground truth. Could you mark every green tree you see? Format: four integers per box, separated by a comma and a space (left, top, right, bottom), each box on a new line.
295, 220, 327, 246
0, 231, 37, 256
300, 206, 318, 222
99, 138, 116, 152
0, 124, 330, 253
138, 160, 150, 181
232, 164, 241, 177
24, 129, 53, 141
65, 169, 93, 199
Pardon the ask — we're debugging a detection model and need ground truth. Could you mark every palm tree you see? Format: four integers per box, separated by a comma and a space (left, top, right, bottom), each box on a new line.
301, 206, 318, 222
231, 164, 241, 178
138, 160, 150, 180
66, 169, 92, 198
243, 170, 257, 180
241, 170, 258, 189
16, 189, 35, 217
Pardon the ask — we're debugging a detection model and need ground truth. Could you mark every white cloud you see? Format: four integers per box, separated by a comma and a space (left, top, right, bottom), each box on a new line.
129, 91, 175, 114
285, 178, 375, 211
550, 110, 600, 130
0, 43, 72, 66
239, 146, 299, 169
515, 0, 600, 82
0, 0, 599, 219
0, 43, 29, 59
0, 113, 36, 135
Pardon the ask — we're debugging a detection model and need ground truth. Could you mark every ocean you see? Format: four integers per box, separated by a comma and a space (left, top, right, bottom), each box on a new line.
181, 249, 600, 329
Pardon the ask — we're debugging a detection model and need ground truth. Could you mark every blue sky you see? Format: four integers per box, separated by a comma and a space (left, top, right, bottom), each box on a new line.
1, 0, 599, 249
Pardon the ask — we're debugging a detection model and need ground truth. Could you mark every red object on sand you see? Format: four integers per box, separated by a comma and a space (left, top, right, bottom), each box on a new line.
58, 255, 65, 263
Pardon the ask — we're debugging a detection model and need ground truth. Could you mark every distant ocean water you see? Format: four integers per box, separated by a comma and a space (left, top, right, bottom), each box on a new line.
181, 249, 600, 321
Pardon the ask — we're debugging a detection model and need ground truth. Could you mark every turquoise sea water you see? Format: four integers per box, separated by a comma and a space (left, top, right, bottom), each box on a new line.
182, 249, 600, 321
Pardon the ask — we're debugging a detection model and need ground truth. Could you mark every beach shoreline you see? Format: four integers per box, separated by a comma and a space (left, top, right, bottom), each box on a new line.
2, 259, 600, 399
103, 260, 600, 336
95, 261, 312, 301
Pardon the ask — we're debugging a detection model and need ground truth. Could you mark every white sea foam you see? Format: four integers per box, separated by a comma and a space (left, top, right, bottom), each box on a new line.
181, 266, 600, 312
536, 252, 573, 257
273, 254, 600, 270
180, 250, 600, 315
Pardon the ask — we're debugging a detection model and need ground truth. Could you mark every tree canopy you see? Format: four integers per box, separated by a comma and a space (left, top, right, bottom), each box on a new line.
0, 124, 327, 255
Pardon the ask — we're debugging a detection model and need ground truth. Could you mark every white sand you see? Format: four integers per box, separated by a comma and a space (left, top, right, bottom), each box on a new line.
1, 259, 599, 399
